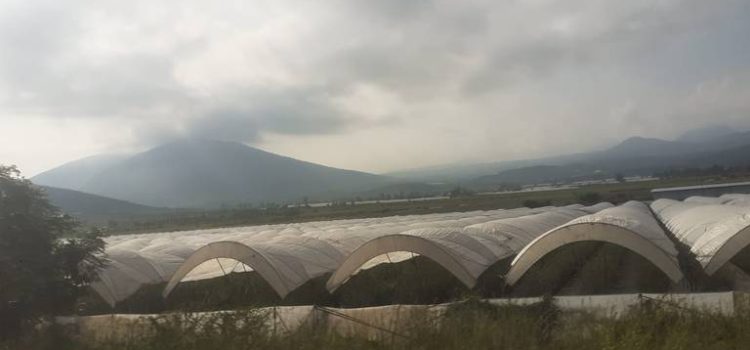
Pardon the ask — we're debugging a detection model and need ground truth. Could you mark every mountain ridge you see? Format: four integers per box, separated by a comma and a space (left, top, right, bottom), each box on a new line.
34, 139, 390, 208
41, 185, 167, 222
390, 126, 750, 183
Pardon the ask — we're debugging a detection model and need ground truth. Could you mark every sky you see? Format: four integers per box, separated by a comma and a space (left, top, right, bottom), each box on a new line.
1, 0, 750, 176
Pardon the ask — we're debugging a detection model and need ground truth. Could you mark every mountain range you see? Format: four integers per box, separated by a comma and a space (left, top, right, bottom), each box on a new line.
32, 125, 750, 217
388, 125, 750, 182
34, 139, 389, 208
471, 127, 750, 187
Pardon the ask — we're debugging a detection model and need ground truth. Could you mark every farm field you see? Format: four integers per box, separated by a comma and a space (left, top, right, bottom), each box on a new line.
103, 175, 750, 235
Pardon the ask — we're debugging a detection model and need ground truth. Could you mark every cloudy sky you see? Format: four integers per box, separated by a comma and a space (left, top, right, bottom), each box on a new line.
1, 0, 749, 176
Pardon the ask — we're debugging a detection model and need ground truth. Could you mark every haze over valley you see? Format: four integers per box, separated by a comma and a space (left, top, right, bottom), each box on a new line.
28, 124, 750, 215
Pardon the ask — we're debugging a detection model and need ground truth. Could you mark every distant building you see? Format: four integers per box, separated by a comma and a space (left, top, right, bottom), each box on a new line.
651, 181, 750, 200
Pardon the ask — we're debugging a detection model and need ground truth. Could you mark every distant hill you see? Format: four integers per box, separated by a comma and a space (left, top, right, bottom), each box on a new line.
354, 182, 455, 199
688, 143, 750, 168
472, 133, 750, 187
473, 164, 603, 186
384, 153, 593, 182
676, 125, 736, 143
34, 139, 389, 208
41, 186, 167, 222
598, 137, 704, 159
390, 125, 750, 184
33, 154, 128, 190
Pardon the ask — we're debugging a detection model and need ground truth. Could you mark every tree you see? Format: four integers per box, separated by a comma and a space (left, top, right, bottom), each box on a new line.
577, 191, 602, 205
615, 173, 626, 183
448, 186, 475, 198
522, 199, 552, 208
0, 165, 105, 340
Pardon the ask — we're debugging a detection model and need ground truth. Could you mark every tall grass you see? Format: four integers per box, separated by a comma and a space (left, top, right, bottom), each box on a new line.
5, 297, 750, 350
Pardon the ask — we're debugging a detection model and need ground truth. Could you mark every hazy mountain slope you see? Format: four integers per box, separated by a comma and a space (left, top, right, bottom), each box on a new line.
41, 186, 166, 221
688, 143, 750, 168
676, 125, 736, 143
385, 152, 594, 182
77, 139, 387, 207
385, 160, 531, 182
397, 125, 750, 183
472, 139, 750, 187
472, 164, 602, 186
596, 137, 704, 159
32, 154, 128, 190
698, 131, 750, 151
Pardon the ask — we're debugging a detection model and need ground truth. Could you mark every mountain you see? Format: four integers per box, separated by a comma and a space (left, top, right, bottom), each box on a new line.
598, 137, 704, 159
385, 160, 532, 182
41, 186, 167, 222
676, 125, 736, 143
688, 143, 750, 168
33, 154, 128, 190
472, 132, 750, 187
468, 125, 750, 187
473, 164, 603, 186
385, 152, 595, 182
35, 139, 389, 208
392, 125, 750, 184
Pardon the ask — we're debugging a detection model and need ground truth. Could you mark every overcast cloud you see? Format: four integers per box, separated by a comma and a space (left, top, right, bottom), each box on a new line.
1, 0, 749, 175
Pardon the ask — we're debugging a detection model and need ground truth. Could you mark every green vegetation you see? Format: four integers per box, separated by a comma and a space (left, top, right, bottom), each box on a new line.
576, 191, 603, 205
447, 186, 475, 198
0, 166, 105, 341
6, 298, 750, 350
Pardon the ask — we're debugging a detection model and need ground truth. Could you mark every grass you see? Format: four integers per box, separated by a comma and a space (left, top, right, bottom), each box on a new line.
5, 297, 750, 350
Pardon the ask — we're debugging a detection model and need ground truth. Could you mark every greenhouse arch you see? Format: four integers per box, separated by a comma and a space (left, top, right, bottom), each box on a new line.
505, 222, 684, 286
705, 226, 750, 275
162, 241, 290, 299
326, 234, 478, 292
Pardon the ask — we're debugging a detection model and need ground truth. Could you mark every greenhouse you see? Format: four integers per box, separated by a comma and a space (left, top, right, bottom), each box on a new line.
651, 198, 750, 276
505, 201, 684, 291
326, 204, 612, 292
93, 208, 554, 306
88, 195, 750, 308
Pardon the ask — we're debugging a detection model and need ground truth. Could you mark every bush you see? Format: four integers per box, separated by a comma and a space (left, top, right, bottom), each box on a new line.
0, 165, 105, 340
523, 199, 552, 208
577, 192, 602, 205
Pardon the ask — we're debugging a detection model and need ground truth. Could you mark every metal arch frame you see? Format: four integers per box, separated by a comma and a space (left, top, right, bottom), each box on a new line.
162, 241, 293, 299
325, 234, 479, 293
505, 222, 684, 286
705, 226, 750, 275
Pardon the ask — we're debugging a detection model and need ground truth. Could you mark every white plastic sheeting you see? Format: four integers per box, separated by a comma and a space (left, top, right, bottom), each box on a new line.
325, 204, 613, 292
92, 207, 556, 306
506, 201, 684, 286
720, 194, 750, 207
651, 198, 750, 275
162, 236, 345, 299
685, 196, 730, 205
684, 194, 750, 207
